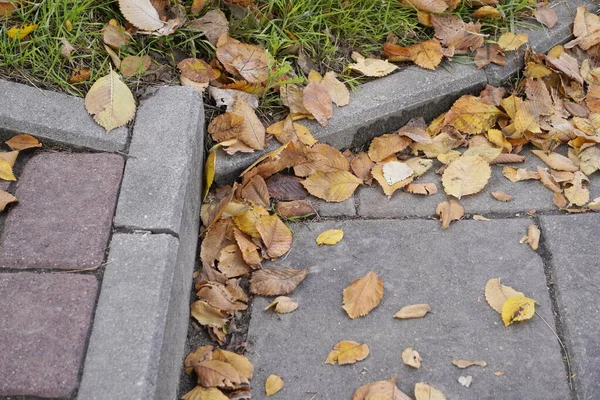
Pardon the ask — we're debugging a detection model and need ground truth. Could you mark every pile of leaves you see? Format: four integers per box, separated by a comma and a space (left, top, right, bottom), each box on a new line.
0, 134, 42, 212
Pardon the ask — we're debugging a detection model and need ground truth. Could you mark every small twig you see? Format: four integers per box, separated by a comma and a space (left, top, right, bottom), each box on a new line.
535, 311, 573, 389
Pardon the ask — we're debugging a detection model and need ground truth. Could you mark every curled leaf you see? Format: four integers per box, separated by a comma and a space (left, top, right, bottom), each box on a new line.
250, 267, 308, 296
501, 295, 536, 327
316, 229, 344, 245
343, 271, 384, 319
452, 359, 487, 369
520, 224, 540, 251
265, 375, 284, 396
325, 341, 370, 365
485, 278, 524, 314
394, 304, 431, 319
402, 347, 422, 369
264, 296, 299, 313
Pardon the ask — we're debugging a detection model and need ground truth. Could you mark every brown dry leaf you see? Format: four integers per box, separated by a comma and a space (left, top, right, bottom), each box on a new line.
212, 349, 253, 382
497, 32, 528, 51
531, 150, 578, 172
473, 214, 491, 221
342, 271, 384, 319
520, 224, 541, 251
474, 44, 506, 68
398, 118, 431, 144
302, 170, 362, 202
231, 97, 266, 150
566, 6, 600, 50
394, 304, 431, 319
545, 52, 584, 85
191, 300, 228, 328
406, 183, 438, 195
181, 386, 228, 400
265, 375, 284, 396
535, 3, 557, 28
0, 1, 17, 17
186, 10, 229, 45
537, 167, 562, 193
303, 80, 333, 126
442, 156, 491, 198
184, 345, 213, 375
351, 152, 375, 183
232, 228, 261, 269
400, 0, 447, 13
564, 171, 590, 206
250, 267, 308, 296
102, 19, 131, 49
589, 197, 600, 211
120, 55, 151, 77
266, 174, 308, 201
191, 0, 205, 13
118, 0, 164, 31
241, 175, 269, 208
59, 37, 74, 58
264, 296, 299, 313
349, 52, 398, 77
217, 37, 269, 84
200, 219, 231, 266
472, 5, 502, 19
179, 58, 219, 85
217, 244, 251, 278
484, 278, 524, 314
414, 382, 447, 400
553, 192, 568, 209
368, 134, 411, 162
322, 71, 350, 107
6, 134, 41, 151
208, 113, 244, 143
267, 118, 317, 146
491, 191, 513, 202
353, 377, 412, 400
436, 199, 464, 230
196, 282, 248, 312
452, 359, 488, 369
444, 95, 502, 134
255, 214, 292, 259
386, 40, 444, 70
0, 190, 17, 212
195, 359, 242, 388
69, 67, 91, 84
276, 200, 315, 218
502, 167, 540, 182
372, 164, 413, 198
325, 341, 370, 365
280, 84, 310, 114
402, 347, 422, 369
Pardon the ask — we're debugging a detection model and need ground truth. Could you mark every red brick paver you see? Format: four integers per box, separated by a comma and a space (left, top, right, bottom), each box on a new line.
0, 272, 98, 397
0, 153, 123, 269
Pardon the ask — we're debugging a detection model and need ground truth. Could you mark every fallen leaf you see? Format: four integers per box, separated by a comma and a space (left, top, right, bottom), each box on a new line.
325, 341, 370, 365
402, 347, 422, 369
322, 71, 350, 106
353, 377, 412, 400
502, 167, 540, 182
182, 386, 228, 400
342, 271, 384, 319
472, 5, 502, 19
351, 152, 375, 183
316, 229, 344, 245
233, 228, 261, 269
185, 345, 213, 375
535, 3, 558, 28
414, 382, 447, 400
69, 67, 91, 84
474, 44, 506, 68
191, 0, 205, 13
120, 55, 152, 77
212, 349, 253, 382
5, 134, 42, 151
241, 174, 270, 208
502, 295, 536, 327
579, 146, 600, 175
491, 191, 513, 202
250, 267, 308, 296
118, 0, 165, 31
303, 80, 333, 126
520, 224, 540, 251
553, 192, 568, 209
394, 304, 431, 319
7, 24, 36, 40
473, 214, 491, 221
196, 282, 248, 312
102, 19, 130, 49
264, 296, 299, 313
567, 6, 600, 50
588, 196, 600, 210
442, 156, 491, 198
256, 214, 292, 258
452, 359, 487, 369
444, 95, 502, 134
485, 278, 525, 314
231, 97, 266, 150
462, 146, 502, 162
0, 159, 15, 181
537, 166, 562, 193
564, 171, 590, 206
265, 375, 284, 396
436, 199, 464, 229
531, 150, 578, 171
0, 190, 17, 211
400, 0, 447, 13
458, 376, 473, 388
368, 134, 411, 162
349, 52, 398, 77
191, 300, 228, 328
497, 32, 528, 51
494, 371, 505, 376
372, 164, 413, 197
302, 171, 362, 202
545, 52, 584, 85
195, 359, 242, 388
385, 40, 444, 70
84, 70, 136, 133
60, 37, 74, 58
405, 183, 438, 195
382, 161, 414, 185
276, 200, 315, 218
217, 244, 251, 278
187, 9, 228, 45
217, 37, 269, 84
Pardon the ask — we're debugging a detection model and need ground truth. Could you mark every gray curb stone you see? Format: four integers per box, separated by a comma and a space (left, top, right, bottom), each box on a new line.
77, 233, 183, 400
0, 80, 127, 152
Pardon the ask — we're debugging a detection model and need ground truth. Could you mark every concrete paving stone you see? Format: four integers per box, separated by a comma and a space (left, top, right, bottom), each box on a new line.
78, 233, 191, 400
0, 272, 98, 398
0, 153, 124, 269
246, 219, 570, 400
311, 195, 356, 218
114, 86, 204, 236
0, 80, 127, 152
358, 147, 600, 218
539, 214, 600, 400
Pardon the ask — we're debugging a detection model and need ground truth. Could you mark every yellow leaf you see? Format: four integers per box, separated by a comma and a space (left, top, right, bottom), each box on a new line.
484, 278, 524, 314
410, 40, 444, 70
402, 347, 422, 369
181, 386, 228, 400
371, 163, 413, 198
349, 52, 398, 77
250, 267, 308, 296
195, 360, 242, 388
414, 382, 447, 400
231, 97, 266, 150
405, 183, 438, 195
265, 374, 284, 396
325, 341, 370, 365
497, 32, 528, 51
462, 146, 502, 162
532, 150, 579, 172
7, 24, 37, 40
217, 244, 251, 278
232, 205, 269, 238
322, 71, 350, 106
472, 6, 502, 19
204, 149, 216, 199
184, 345, 213, 375
502, 166, 540, 183
5, 134, 42, 151
394, 304, 431, 319
442, 155, 491, 198
302, 170, 362, 202
368, 134, 411, 162
212, 349, 253, 381
0, 159, 16, 181
564, 171, 590, 206
191, 301, 228, 328
255, 214, 293, 258
444, 95, 502, 134
264, 296, 299, 313
191, 0, 206, 14
118, 0, 165, 31
342, 271, 384, 319
435, 199, 464, 230
487, 129, 512, 152
316, 229, 344, 245
85, 70, 136, 133
501, 295, 536, 327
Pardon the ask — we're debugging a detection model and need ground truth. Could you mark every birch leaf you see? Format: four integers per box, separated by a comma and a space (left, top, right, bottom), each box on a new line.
325, 341, 370, 365
85, 70, 136, 132
394, 304, 431, 319
414, 382, 447, 400
5, 134, 42, 151
322, 71, 350, 106
250, 267, 308, 296
255, 214, 293, 258
502, 295, 536, 327
484, 278, 524, 314
349, 53, 398, 77
342, 271, 384, 319
497, 32, 528, 51
118, 0, 165, 31
442, 156, 491, 198
302, 171, 362, 202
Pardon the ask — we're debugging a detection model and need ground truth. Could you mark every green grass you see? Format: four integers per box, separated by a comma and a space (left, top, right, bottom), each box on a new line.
0, 0, 536, 99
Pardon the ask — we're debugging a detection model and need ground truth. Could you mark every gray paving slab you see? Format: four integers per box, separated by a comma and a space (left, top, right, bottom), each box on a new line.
78, 233, 191, 400
246, 218, 570, 400
114, 86, 204, 237
539, 214, 600, 400
311, 196, 356, 218
358, 147, 600, 218
0, 272, 98, 398
0, 80, 128, 152
0, 153, 124, 270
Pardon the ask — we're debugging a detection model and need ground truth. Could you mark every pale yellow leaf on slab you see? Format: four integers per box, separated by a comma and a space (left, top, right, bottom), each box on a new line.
325, 341, 370, 365
181, 386, 228, 400
265, 374, 284, 396
264, 296, 298, 313
414, 382, 447, 400
444, 95, 501, 134
302, 170, 362, 202
402, 347, 422, 369
322, 71, 350, 106
531, 150, 578, 172
85, 70, 136, 133
435, 199, 464, 230
118, 0, 164, 31
353, 377, 412, 400
406, 183, 438, 195
502, 295, 536, 327
502, 166, 540, 182
316, 229, 344, 245
0, 151, 18, 167
442, 155, 491, 198
250, 267, 308, 296
452, 359, 488, 369
394, 304, 431, 319
520, 224, 540, 251
0, 190, 17, 212
565, 171, 590, 206
343, 271, 384, 319
485, 278, 524, 314
6, 134, 42, 151
382, 161, 414, 185
497, 32, 528, 51
0, 159, 16, 181
462, 146, 502, 163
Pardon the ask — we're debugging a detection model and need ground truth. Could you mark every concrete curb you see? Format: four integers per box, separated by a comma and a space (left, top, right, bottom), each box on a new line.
213, 0, 587, 186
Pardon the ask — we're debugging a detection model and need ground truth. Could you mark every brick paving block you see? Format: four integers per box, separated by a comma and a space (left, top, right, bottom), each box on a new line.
539, 214, 600, 400
247, 219, 570, 400
0, 153, 124, 269
0, 272, 98, 398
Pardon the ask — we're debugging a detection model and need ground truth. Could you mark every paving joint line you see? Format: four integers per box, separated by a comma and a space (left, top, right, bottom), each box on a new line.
112, 226, 180, 239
